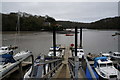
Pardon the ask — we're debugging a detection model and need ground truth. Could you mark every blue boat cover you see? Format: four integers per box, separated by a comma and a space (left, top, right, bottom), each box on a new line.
94, 57, 107, 68
51, 47, 59, 48
0, 54, 16, 63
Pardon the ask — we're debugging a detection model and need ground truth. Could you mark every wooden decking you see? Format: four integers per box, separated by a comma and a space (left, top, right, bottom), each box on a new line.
52, 46, 86, 79
52, 47, 71, 78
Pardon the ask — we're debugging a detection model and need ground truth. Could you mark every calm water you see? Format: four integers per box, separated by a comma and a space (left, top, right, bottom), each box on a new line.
2, 30, 118, 57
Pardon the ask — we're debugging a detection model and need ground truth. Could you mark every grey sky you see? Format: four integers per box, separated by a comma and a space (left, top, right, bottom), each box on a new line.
2, 2, 118, 23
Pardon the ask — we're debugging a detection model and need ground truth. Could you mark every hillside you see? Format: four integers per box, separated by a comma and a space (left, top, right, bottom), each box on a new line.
57, 17, 120, 29
2, 12, 120, 31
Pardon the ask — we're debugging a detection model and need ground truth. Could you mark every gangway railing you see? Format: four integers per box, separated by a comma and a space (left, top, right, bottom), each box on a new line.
30, 57, 63, 79
68, 56, 81, 79
83, 56, 97, 80
68, 56, 97, 80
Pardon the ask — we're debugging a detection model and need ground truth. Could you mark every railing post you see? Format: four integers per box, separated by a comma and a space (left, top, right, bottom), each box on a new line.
31, 55, 34, 76
31, 62, 44, 78
19, 62, 23, 78
43, 64, 46, 75
74, 56, 79, 79
49, 63, 52, 77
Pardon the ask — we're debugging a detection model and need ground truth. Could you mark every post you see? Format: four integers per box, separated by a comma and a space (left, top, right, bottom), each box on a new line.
19, 62, 23, 78
75, 26, 78, 56
74, 57, 79, 79
53, 26, 56, 56
80, 27, 82, 48
30, 55, 34, 76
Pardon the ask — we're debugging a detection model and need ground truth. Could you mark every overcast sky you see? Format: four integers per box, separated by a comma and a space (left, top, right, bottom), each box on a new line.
1, 2, 119, 23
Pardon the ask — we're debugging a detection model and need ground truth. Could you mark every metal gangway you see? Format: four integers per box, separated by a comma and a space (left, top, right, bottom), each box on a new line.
27, 56, 63, 79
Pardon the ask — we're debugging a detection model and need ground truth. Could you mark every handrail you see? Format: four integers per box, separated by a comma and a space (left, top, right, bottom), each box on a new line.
84, 56, 97, 80
43, 62, 62, 78
68, 57, 79, 79
44, 59, 62, 64
68, 59, 75, 67
31, 58, 62, 78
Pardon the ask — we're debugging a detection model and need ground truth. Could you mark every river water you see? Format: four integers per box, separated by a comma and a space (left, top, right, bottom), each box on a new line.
2, 29, 118, 58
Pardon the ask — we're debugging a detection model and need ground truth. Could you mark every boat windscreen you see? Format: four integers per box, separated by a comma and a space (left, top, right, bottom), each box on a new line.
107, 63, 112, 66
100, 64, 106, 67
80, 51, 83, 52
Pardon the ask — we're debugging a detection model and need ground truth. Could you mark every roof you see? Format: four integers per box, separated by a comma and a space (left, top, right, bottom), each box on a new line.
94, 57, 112, 64
72, 48, 84, 51
97, 59, 112, 64
50, 47, 60, 50
94, 57, 107, 61
102, 53, 110, 56
94, 57, 113, 67
0, 46, 9, 49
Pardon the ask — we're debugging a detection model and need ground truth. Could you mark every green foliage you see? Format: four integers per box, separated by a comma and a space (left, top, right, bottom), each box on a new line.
2, 12, 120, 31
2, 12, 63, 31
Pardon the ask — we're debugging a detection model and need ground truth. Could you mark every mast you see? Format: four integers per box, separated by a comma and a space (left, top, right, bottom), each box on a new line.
15, 11, 21, 47
17, 11, 20, 34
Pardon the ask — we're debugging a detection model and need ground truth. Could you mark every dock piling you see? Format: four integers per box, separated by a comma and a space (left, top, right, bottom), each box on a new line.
75, 26, 78, 56
53, 26, 56, 57
80, 27, 82, 48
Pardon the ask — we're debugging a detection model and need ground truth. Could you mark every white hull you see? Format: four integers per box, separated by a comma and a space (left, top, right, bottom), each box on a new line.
95, 68, 108, 79
94, 64, 119, 79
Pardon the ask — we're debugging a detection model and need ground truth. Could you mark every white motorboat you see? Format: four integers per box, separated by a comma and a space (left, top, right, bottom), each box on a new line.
72, 48, 84, 59
48, 47, 63, 57
100, 52, 111, 60
111, 52, 120, 60
94, 57, 119, 80
0, 50, 32, 78
0, 46, 18, 55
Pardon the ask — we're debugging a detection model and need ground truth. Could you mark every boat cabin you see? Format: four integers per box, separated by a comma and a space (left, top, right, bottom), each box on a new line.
0, 46, 10, 50
0, 46, 14, 55
100, 52, 111, 59
94, 57, 113, 68
113, 52, 120, 57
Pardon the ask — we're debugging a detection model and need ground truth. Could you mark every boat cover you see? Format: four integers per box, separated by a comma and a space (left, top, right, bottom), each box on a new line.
94, 57, 107, 68
0, 54, 16, 64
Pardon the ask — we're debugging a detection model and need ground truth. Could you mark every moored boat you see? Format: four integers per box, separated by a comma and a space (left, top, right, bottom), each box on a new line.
0, 46, 18, 55
94, 57, 119, 80
100, 52, 111, 60
111, 52, 120, 60
48, 46, 64, 57
65, 34, 74, 36
71, 48, 84, 59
